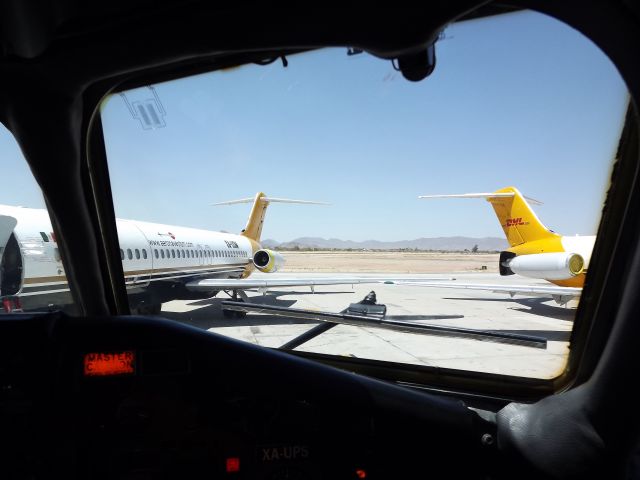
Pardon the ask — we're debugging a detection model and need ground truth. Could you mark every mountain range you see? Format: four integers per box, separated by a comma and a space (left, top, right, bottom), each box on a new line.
260, 236, 508, 251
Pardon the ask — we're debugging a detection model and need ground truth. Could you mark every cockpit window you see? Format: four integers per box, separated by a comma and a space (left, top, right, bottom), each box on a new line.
99, 10, 627, 380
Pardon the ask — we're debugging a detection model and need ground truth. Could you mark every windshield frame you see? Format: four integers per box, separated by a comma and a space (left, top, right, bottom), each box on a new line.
82, 8, 638, 401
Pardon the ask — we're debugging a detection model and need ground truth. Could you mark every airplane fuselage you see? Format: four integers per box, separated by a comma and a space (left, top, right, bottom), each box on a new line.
0, 204, 258, 312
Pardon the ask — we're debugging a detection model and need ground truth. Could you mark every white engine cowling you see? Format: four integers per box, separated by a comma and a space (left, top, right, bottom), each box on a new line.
506, 252, 585, 280
253, 249, 285, 273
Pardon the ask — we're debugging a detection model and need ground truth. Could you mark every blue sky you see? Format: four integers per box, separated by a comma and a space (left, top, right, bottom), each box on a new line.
1, 11, 629, 242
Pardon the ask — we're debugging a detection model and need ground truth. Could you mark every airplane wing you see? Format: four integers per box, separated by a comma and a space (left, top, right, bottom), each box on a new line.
185, 277, 452, 292
389, 281, 581, 304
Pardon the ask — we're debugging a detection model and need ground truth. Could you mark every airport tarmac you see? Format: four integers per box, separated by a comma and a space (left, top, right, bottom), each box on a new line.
159, 271, 575, 379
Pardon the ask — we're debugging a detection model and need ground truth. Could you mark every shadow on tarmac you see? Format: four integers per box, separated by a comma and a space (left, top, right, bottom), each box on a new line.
161, 291, 336, 329
161, 289, 572, 343
442, 296, 575, 321
163, 289, 467, 330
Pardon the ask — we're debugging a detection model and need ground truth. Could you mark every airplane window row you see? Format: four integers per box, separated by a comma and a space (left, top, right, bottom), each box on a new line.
151, 248, 247, 260
118, 247, 248, 262
119, 248, 149, 261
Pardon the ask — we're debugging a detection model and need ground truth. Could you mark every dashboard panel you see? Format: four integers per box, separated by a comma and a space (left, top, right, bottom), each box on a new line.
1, 312, 495, 479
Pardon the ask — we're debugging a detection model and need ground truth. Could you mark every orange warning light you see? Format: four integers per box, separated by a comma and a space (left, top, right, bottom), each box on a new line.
84, 351, 135, 376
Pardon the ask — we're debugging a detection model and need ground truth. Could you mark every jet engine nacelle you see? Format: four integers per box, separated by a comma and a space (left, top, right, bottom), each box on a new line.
253, 249, 285, 273
505, 252, 585, 280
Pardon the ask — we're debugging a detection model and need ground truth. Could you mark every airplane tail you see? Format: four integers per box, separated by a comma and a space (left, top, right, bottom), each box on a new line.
419, 186, 558, 247
212, 192, 329, 242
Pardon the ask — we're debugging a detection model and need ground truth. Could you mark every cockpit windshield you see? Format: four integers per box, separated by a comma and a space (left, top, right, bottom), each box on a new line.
99, 10, 627, 379
0, 9, 626, 381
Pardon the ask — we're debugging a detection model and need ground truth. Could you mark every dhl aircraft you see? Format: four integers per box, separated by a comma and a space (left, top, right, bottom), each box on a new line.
416, 186, 594, 305
0, 192, 419, 314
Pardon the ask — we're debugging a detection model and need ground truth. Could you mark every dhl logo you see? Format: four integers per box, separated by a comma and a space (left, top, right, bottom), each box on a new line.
505, 217, 527, 227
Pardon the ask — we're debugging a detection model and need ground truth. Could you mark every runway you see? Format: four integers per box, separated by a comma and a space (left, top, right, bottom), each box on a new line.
159, 272, 576, 379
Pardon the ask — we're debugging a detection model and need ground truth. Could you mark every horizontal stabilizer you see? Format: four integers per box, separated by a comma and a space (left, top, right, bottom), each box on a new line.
212, 197, 330, 206
263, 197, 331, 205
419, 192, 543, 205
211, 192, 329, 242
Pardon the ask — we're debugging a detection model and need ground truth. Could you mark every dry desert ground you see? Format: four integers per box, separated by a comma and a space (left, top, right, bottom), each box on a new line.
278, 251, 499, 273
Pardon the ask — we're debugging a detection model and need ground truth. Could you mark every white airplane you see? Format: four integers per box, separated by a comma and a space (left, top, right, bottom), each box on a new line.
0, 193, 432, 314
415, 186, 594, 305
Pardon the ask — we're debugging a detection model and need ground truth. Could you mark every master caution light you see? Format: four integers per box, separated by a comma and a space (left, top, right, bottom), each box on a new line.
83, 351, 135, 377
226, 457, 240, 473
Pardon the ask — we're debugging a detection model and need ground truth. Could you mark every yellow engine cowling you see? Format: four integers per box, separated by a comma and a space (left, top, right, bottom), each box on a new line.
253, 249, 285, 273
506, 252, 584, 280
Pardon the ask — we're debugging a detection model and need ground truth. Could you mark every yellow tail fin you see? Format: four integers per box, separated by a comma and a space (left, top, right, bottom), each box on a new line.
487, 187, 558, 247
241, 192, 269, 242
212, 193, 329, 243
419, 186, 559, 247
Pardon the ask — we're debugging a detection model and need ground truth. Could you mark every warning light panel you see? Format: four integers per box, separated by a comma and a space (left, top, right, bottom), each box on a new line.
83, 351, 135, 376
